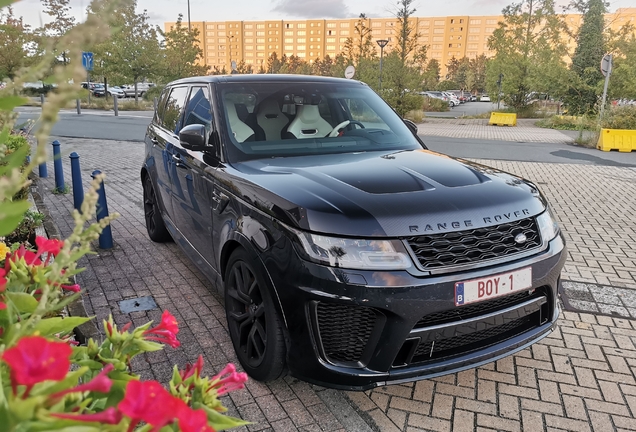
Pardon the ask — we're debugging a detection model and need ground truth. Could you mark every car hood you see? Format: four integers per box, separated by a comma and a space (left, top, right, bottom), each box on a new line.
221, 149, 546, 237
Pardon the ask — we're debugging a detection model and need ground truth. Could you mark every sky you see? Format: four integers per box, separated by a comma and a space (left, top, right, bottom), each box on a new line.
11, 0, 636, 29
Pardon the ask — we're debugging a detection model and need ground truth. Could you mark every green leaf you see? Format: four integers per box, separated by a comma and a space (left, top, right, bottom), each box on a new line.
202, 405, 251, 431
33, 316, 92, 337
0, 95, 27, 111
4, 292, 39, 313
0, 143, 30, 176
0, 200, 31, 236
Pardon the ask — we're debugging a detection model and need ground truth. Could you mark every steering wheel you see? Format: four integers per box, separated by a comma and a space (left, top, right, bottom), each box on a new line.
327, 120, 365, 137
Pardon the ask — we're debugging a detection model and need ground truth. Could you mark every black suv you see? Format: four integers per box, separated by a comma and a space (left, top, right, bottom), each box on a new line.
141, 75, 566, 390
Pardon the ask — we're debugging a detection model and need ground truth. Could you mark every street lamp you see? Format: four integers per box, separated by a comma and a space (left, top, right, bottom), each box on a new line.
226, 35, 235, 72
496, 73, 504, 109
187, 0, 191, 31
376, 39, 389, 90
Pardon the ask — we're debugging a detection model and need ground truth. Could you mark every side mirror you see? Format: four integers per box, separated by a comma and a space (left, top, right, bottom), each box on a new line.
403, 118, 419, 136
179, 124, 208, 151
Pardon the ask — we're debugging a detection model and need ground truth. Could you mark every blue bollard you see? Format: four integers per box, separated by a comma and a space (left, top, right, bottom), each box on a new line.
52, 140, 65, 192
91, 170, 113, 249
69, 152, 84, 212
39, 161, 48, 178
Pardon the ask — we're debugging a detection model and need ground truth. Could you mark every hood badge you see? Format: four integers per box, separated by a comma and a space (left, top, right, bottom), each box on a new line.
514, 233, 527, 244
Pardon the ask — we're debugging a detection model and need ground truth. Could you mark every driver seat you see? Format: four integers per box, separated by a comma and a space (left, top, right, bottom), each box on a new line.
286, 105, 333, 139
227, 103, 255, 142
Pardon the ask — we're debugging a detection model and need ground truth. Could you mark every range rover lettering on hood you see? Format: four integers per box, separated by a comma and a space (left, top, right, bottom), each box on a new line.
409, 209, 532, 233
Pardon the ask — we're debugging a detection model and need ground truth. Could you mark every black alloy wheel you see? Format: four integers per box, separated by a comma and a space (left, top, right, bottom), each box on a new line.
143, 175, 171, 242
225, 249, 286, 382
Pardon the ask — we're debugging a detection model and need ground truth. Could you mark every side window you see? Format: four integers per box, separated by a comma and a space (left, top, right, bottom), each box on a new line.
154, 88, 170, 128
162, 86, 189, 135
183, 86, 212, 129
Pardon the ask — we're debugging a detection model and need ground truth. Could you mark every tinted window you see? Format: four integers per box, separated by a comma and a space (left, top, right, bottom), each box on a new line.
183, 86, 212, 129
154, 88, 170, 128
162, 86, 189, 134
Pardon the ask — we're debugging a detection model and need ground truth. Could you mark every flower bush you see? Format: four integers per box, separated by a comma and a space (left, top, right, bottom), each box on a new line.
0, 0, 251, 430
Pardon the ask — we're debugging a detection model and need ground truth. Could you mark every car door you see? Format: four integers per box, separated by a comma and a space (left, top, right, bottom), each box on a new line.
149, 85, 190, 222
170, 84, 217, 266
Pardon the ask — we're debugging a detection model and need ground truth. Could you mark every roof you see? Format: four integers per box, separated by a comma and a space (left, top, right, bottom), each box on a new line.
169, 74, 367, 87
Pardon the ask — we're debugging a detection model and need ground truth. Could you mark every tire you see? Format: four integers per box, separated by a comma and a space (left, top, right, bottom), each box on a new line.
225, 249, 286, 382
143, 175, 172, 242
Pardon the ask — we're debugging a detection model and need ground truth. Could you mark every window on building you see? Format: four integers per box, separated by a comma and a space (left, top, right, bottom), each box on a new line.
286, 23, 293, 28
469, 28, 480, 33
432, 44, 441, 49
245, 24, 253, 29
419, 36, 429, 42
257, 52, 264, 57
297, 31, 306, 35
245, 45, 253, 50
372, 29, 381, 35
257, 38, 264, 43
450, 19, 454, 24
485, 27, 494, 32
206, 38, 215, 44
385, 29, 392, 34
284, 30, 293, 35
326, 37, 335, 42
433, 28, 444, 34
257, 45, 264, 50
218, 24, 225, 29
460, 19, 464, 23
256, 24, 264, 29
298, 23, 306, 28
372, 22, 381, 27
297, 38, 306, 43
433, 36, 443, 41
339, 37, 348, 42
328, 30, 333, 35
284, 45, 293, 50
218, 45, 226, 50
244, 31, 253, 36
327, 45, 336, 50
284, 38, 293, 43
487, 19, 497, 24
245, 38, 253, 43
341, 30, 349, 35
468, 43, 478, 49
218, 31, 226, 36
340, 22, 349, 28
327, 22, 336, 28
434, 20, 444, 25
469, 19, 481, 24
206, 24, 215, 29
297, 45, 306, 50
449, 43, 453, 47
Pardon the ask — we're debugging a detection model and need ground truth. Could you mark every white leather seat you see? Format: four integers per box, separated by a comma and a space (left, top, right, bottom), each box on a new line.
286, 105, 333, 139
256, 99, 288, 141
226, 103, 254, 143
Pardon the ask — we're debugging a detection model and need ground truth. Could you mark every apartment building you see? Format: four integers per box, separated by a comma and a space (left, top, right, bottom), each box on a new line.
165, 8, 636, 76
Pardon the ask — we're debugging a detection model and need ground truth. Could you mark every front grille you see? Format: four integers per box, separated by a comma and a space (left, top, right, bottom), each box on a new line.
412, 316, 533, 361
415, 289, 539, 329
406, 217, 541, 270
316, 302, 376, 364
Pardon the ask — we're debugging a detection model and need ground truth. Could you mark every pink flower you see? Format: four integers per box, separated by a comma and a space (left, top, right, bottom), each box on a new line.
179, 355, 204, 381
51, 407, 122, 424
143, 310, 180, 348
50, 364, 114, 400
1, 336, 72, 397
61, 284, 81, 293
35, 237, 64, 263
177, 403, 214, 432
209, 363, 248, 396
6, 245, 42, 269
118, 380, 179, 430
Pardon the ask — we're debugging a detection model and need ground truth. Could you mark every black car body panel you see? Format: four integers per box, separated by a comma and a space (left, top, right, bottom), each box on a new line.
141, 75, 566, 390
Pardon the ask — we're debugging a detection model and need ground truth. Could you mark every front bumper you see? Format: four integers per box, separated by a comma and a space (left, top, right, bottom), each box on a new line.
261, 234, 566, 391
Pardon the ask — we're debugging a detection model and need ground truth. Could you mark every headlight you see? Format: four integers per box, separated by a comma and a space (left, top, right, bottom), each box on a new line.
536, 208, 560, 241
294, 231, 412, 270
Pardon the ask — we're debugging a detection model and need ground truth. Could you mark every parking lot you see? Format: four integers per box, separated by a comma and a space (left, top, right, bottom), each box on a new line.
35, 130, 636, 431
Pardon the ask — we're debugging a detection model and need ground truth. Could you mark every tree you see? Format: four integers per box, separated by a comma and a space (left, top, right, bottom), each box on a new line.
563, 0, 606, 114
421, 59, 440, 90
160, 14, 209, 82
89, 1, 161, 102
487, 0, 569, 110
40, 0, 76, 65
377, 51, 424, 116
394, 0, 419, 65
235, 60, 253, 74
0, 8, 32, 79
609, 34, 636, 100
266, 52, 284, 73
343, 14, 376, 66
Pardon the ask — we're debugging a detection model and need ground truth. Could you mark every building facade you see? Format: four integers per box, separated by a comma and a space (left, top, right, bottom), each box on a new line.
165, 8, 636, 76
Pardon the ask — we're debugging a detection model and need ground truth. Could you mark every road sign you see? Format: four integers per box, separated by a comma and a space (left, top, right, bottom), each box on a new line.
344, 65, 355, 79
82, 52, 94, 71
601, 53, 612, 77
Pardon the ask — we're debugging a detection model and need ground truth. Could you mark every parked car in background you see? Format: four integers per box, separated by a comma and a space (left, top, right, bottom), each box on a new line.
91, 84, 106, 97
141, 75, 566, 390
480, 94, 491, 102
122, 82, 155, 98
421, 91, 456, 106
107, 86, 125, 98
470, 94, 478, 102
441, 92, 460, 107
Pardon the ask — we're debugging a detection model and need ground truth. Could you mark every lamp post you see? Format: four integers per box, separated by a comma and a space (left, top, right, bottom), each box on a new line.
187, 0, 191, 31
497, 73, 504, 110
227, 35, 235, 72
376, 39, 389, 90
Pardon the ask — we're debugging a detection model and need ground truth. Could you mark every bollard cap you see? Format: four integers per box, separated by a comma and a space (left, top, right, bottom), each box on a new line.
69, 152, 79, 158
91, 169, 102, 179
52, 140, 60, 146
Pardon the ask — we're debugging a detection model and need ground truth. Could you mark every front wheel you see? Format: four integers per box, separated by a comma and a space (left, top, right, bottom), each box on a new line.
143, 175, 171, 242
225, 249, 286, 382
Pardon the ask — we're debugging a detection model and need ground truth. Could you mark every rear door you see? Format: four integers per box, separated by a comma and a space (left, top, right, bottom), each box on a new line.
149, 85, 190, 221
170, 85, 217, 266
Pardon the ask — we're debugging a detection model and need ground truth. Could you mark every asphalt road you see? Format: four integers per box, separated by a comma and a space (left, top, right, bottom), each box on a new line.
426, 100, 499, 118
15, 107, 636, 167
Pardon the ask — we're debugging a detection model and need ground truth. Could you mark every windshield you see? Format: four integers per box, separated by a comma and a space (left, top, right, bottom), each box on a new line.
217, 81, 423, 162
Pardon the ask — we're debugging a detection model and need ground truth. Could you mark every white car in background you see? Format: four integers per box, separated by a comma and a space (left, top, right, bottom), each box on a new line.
441, 92, 460, 107
480, 94, 491, 102
107, 86, 125, 98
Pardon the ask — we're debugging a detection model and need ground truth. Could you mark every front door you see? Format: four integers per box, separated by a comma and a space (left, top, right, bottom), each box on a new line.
170, 85, 217, 267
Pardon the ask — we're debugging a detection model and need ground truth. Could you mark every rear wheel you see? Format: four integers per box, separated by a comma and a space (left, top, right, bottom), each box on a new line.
143, 175, 171, 242
225, 249, 286, 382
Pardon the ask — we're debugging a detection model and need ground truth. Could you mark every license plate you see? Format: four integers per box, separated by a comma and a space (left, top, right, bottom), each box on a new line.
455, 267, 532, 306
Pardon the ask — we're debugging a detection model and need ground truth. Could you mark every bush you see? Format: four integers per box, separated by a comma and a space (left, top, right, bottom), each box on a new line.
536, 115, 598, 131
4, 209, 43, 245
143, 84, 163, 101
3, 134, 30, 201
602, 106, 636, 130
421, 97, 449, 112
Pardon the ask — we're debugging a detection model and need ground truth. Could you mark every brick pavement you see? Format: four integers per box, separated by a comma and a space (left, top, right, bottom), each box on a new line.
34, 137, 636, 432
417, 119, 573, 144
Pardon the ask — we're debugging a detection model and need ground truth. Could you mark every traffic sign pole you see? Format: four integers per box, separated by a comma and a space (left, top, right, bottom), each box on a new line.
600, 54, 612, 121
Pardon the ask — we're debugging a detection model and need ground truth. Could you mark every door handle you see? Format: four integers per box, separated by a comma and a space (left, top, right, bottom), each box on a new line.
212, 190, 229, 214
150, 137, 159, 145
